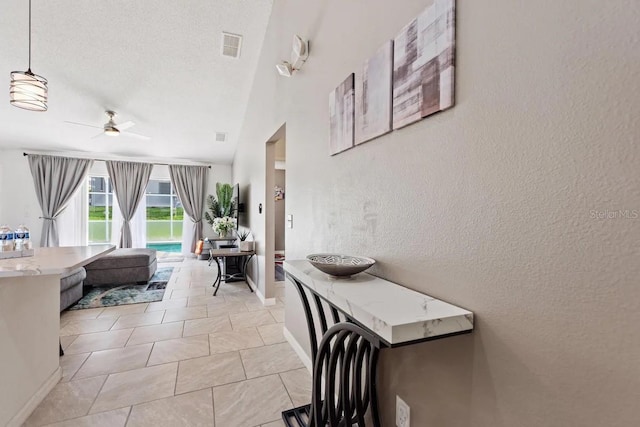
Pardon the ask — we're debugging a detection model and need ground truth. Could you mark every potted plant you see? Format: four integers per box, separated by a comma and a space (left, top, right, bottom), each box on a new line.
204, 183, 237, 225
237, 228, 254, 252
212, 216, 237, 238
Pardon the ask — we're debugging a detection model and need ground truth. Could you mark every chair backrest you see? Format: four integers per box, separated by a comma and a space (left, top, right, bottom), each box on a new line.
312, 322, 381, 427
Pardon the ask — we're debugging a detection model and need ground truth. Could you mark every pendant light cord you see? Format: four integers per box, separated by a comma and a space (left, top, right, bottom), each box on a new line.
28, 0, 32, 71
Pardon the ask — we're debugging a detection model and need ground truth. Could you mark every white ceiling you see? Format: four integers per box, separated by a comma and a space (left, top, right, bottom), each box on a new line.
0, 0, 273, 164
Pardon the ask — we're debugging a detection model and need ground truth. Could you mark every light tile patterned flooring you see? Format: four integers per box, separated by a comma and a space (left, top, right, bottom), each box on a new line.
26, 259, 309, 427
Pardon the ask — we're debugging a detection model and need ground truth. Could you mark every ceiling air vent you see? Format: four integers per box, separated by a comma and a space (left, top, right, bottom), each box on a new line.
215, 132, 227, 142
221, 32, 242, 58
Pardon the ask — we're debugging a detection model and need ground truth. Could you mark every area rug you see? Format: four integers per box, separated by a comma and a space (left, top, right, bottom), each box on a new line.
69, 267, 174, 310
157, 251, 185, 263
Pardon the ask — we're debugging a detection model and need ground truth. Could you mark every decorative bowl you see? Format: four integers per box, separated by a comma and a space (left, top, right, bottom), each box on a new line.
306, 254, 376, 278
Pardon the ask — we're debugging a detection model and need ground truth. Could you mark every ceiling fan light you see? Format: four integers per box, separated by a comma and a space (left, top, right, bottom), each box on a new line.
104, 126, 120, 136
10, 70, 48, 112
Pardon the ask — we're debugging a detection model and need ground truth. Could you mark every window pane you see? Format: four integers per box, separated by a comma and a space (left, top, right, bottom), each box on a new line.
147, 195, 171, 207
159, 181, 171, 195
146, 180, 161, 194
88, 221, 110, 243
172, 221, 183, 240
172, 196, 183, 220
89, 193, 105, 206
174, 206, 184, 220
147, 201, 172, 220
89, 177, 106, 192
89, 194, 106, 221
147, 221, 172, 241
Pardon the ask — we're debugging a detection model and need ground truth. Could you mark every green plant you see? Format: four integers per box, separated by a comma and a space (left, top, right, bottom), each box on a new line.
204, 183, 237, 225
237, 229, 250, 241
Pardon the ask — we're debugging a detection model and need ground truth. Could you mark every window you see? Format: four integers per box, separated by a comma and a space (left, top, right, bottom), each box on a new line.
87, 176, 183, 247
146, 179, 183, 242
88, 176, 113, 243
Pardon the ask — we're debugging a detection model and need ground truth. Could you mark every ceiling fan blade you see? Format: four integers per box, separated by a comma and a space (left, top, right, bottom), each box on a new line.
122, 131, 150, 140
91, 132, 104, 139
64, 121, 102, 130
117, 121, 135, 131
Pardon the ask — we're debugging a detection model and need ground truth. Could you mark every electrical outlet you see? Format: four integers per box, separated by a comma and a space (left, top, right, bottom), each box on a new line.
396, 395, 410, 427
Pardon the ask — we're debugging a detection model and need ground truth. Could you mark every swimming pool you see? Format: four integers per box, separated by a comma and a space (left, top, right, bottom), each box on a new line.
147, 242, 182, 253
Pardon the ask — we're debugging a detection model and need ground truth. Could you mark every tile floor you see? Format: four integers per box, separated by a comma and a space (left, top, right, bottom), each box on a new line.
26, 259, 310, 427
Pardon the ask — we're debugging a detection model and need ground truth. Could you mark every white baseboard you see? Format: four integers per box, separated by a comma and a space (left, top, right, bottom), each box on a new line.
8, 366, 62, 427
283, 326, 312, 374
246, 276, 277, 306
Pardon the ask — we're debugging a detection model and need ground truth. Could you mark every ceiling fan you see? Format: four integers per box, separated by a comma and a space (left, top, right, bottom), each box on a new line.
65, 111, 150, 140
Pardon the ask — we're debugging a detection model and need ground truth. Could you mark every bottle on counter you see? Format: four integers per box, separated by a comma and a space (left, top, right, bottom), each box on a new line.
0, 225, 15, 252
22, 225, 31, 250
14, 225, 30, 251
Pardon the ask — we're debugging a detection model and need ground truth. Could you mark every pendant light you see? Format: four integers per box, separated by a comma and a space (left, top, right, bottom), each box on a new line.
10, 0, 48, 112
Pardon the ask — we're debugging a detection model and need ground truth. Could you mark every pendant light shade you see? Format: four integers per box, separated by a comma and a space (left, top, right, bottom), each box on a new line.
10, 70, 48, 111
10, 0, 48, 112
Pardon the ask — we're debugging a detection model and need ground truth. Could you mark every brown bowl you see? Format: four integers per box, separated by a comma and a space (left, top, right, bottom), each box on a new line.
306, 254, 376, 278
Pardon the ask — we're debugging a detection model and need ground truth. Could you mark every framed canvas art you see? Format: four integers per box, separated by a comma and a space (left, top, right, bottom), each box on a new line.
393, 0, 456, 129
329, 73, 355, 155
355, 40, 394, 145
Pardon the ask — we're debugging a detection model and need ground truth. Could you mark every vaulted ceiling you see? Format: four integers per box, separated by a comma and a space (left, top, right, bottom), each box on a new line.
0, 0, 273, 164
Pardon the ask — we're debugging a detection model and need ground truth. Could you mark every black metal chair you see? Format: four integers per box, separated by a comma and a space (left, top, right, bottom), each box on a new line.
282, 274, 382, 427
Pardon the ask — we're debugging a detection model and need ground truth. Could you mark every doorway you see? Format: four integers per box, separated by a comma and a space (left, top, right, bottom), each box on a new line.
274, 140, 286, 282
264, 124, 286, 302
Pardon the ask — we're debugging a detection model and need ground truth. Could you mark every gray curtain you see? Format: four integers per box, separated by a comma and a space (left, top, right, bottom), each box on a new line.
169, 165, 208, 253
106, 160, 153, 248
28, 155, 93, 247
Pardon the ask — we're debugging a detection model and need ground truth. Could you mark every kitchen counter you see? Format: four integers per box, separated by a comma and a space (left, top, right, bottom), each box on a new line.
0, 245, 115, 427
0, 245, 115, 278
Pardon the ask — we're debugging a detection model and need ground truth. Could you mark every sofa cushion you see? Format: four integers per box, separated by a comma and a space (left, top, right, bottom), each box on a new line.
60, 267, 86, 293
85, 248, 157, 270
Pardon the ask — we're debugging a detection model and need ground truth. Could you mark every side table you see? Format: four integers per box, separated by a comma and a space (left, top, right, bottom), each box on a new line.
209, 248, 256, 295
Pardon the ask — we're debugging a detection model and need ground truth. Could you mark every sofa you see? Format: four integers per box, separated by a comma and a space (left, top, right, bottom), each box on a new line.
84, 248, 157, 287
60, 267, 87, 311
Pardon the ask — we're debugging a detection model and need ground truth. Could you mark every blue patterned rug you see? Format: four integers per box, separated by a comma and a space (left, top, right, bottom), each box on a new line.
69, 267, 174, 310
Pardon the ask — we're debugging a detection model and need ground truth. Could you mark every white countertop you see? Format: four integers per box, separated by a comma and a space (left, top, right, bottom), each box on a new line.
0, 245, 116, 278
284, 260, 474, 346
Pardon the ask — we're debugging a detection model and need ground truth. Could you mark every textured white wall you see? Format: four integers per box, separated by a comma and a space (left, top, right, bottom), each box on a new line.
0, 150, 43, 245
233, 0, 640, 425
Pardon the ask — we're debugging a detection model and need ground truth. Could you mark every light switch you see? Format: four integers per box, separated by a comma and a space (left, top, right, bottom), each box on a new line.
287, 214, 293, 229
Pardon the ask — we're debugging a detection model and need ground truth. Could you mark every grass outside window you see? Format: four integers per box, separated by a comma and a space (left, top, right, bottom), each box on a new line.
89, 207, 183, 221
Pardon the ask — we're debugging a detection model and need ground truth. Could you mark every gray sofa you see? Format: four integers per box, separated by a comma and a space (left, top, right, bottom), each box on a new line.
84, 248, 157, 287
60, 267, 86, 311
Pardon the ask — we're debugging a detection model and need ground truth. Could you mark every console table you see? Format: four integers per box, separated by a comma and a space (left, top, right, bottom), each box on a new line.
282, 260, 474, 427
209, 248, 256, 295
0, 245, 115, 427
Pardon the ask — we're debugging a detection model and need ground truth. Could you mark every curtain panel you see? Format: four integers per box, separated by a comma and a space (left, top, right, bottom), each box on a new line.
169, 165, 208, 254
106, 160, 153, 248
28, 154, 93, 247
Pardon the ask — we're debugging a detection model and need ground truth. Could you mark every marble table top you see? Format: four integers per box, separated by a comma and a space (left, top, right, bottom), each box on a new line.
209, 248, 256, 257
284, 260, 474, 346
0, 245, 115, 278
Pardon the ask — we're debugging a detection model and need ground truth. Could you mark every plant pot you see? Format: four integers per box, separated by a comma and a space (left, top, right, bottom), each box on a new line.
239, 241, 254, 252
